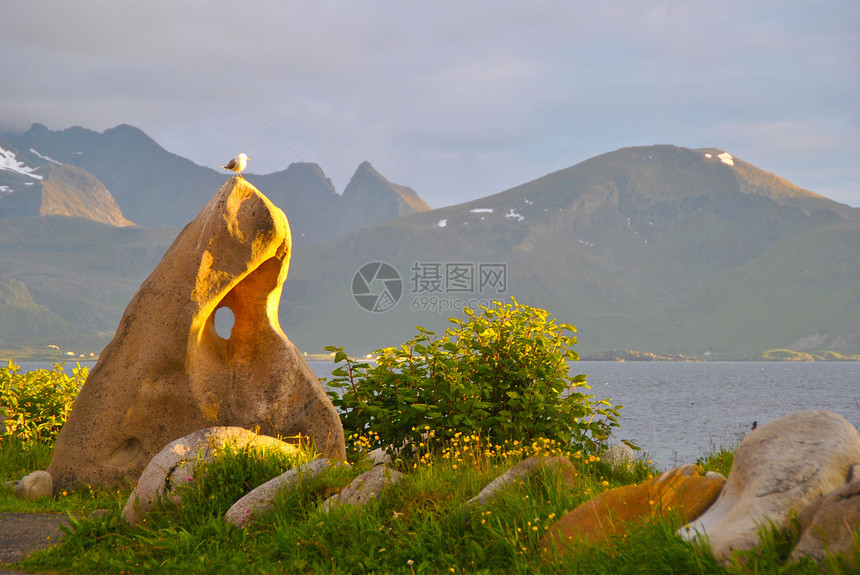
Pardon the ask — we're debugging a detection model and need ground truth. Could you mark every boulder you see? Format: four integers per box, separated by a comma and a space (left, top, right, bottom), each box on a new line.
789, 463, 860, 566
48, 177, 346, 491
322, 465, 404, 512
541, 464, 724, 557
603, 443, 637, 467
680, 410, 860, 564
14, 470, 53, 500
467, 456, 579, 508
368, 447, 390, 466
121, 427, 299, 525
224, 458, 345, 527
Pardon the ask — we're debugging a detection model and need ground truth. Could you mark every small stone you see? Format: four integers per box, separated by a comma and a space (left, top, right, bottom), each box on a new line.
368, 448, 390, 466
467, 456, 578, 507
15, 471, 53, 500
322, 465, 404, 512
225, 458, 347, 527
603, 443, 636, 467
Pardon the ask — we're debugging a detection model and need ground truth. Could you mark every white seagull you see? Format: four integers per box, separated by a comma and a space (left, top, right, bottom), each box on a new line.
222, 153, 249, 178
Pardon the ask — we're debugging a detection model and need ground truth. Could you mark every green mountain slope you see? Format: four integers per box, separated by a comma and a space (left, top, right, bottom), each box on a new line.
0, 217, 177, 356
1, 144, 856, 360
279, 145, 859, 358
628, 218, 860, 357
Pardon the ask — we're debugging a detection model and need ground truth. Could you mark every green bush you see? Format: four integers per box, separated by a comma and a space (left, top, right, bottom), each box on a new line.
325, 299, 622, 461
0, 360, 86, 449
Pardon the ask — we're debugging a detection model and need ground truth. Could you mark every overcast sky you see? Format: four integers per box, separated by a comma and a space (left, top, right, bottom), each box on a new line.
2, 1, 858, 208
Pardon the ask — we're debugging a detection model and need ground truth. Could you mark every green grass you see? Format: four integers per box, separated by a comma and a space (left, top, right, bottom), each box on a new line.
0, 438, 126, 515
2, 362, 856, 573
3, 435, 855, 575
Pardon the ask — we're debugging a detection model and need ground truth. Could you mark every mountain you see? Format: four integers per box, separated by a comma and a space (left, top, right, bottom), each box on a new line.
2, 123, 430, 246
0, 144, 133, 227
0, 216, 177, 355
0, 122, 431, 356
343, 162, 431, 225
0, 277, 73, 349
277, 145, 860, 358
0, 139, 856, 359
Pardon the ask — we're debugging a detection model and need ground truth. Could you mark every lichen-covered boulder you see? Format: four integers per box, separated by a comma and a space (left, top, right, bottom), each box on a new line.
541, 464, 724, 558
680, 410, 860, 564
121, 427, 300, 525
48, 177, 345, 491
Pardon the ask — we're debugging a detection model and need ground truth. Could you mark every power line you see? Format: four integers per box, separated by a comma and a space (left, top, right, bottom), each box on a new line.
252, 109, 305, 163
540, 112, 605, 177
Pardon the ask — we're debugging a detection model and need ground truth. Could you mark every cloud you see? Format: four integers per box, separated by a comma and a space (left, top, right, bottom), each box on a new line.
1, 0, 857, 207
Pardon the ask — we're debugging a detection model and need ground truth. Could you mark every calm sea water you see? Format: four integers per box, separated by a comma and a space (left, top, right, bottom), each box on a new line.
17, 359, 860, 471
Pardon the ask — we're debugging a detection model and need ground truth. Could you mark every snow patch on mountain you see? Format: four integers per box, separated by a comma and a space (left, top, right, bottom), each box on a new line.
705, 151, 735, 166
0, 146, 44, 180
717, 152, 734, 166
505, 208, 524, 221
30, 148, 63, 165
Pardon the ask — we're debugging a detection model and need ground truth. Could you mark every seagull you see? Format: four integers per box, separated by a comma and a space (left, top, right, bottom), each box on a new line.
221, 153, 249, 178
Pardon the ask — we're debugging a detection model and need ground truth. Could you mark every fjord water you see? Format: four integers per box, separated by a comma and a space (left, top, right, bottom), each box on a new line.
21, 360, 859, 471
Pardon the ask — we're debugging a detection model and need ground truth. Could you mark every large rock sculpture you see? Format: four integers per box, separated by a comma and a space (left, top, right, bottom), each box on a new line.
48, 177, 346, 490
679, 410, 860, 564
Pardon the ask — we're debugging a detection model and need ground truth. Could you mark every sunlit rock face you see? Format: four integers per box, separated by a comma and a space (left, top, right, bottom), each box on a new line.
48, 177, 345, 490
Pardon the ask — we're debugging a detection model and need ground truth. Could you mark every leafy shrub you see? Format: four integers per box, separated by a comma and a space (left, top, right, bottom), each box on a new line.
325, 299, 622, 461
0, 360, 85, 449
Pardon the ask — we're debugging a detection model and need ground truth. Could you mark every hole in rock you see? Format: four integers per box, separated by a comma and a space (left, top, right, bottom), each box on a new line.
214, 306, 235, 340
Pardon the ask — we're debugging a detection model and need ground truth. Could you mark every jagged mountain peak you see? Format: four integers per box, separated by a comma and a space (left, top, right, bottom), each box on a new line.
342, 161, 430, 221
281, 162, 337, 196
2, 123, 434, 240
